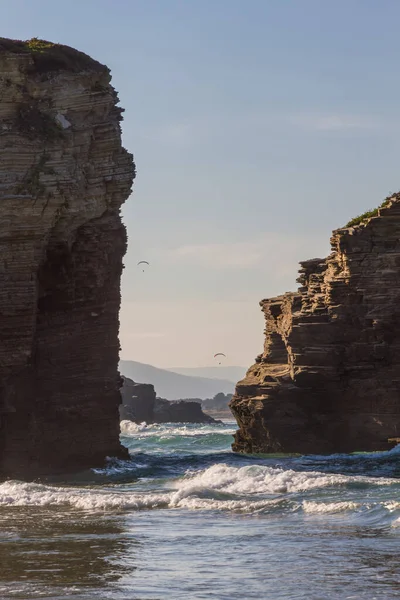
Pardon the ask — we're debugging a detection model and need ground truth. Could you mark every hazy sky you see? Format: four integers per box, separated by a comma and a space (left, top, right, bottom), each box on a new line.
4, 1, 400, 367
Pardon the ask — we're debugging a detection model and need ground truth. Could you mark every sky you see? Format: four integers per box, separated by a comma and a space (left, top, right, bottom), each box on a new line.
4, 0, 400, 368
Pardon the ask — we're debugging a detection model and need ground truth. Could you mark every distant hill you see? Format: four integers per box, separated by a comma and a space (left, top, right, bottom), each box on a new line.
119, 360, 236, 400
167, 366, 247, 383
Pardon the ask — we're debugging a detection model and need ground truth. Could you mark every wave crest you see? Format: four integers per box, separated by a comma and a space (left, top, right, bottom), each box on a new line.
1, 463, 398, 515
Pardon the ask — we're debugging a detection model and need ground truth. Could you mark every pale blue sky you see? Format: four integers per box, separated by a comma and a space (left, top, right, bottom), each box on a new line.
4, 1, 400, 366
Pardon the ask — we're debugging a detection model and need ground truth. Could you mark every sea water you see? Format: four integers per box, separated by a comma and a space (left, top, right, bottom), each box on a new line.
0, 421, 400, 599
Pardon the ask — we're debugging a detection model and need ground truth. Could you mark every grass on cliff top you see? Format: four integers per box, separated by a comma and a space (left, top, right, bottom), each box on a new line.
345, 194, 398, 228
0, 37, 107, 73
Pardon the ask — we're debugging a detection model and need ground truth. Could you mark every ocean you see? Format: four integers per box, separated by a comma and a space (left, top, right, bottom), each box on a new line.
0, 420, 400, 599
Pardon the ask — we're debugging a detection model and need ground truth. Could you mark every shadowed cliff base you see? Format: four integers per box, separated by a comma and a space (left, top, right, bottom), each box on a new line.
230, 194, 400, 455
0, 38, 134, 477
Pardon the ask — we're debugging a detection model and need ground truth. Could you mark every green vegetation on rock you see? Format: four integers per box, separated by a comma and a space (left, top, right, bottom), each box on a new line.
26, 38, 55, 52
0, 37, 106, 73
345, 196, 393, 228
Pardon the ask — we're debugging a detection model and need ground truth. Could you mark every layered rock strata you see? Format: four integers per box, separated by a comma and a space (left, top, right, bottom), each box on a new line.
0, 39, 134, 477
230, 195, 400, 454
120, 377, 219, 424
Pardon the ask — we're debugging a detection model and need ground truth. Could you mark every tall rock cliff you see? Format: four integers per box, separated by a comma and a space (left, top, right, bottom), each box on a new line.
0, 39, 134, 477
230, 195, 400, 454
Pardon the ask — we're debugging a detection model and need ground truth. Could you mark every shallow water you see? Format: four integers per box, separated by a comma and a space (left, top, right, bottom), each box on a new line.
1, 421, 400, 599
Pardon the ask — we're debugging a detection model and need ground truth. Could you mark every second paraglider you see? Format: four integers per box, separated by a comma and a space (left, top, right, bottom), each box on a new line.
213, 352, 226, 365
137, 261, 150, 273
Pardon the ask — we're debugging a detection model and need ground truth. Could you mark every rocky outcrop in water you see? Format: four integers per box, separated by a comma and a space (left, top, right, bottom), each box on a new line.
120, 378, 156, 424
202, 393, 233, 418
120, 377, 219, 424
0, 38, 134, 477
230, 195, 400, 454
153, 398, 220, 424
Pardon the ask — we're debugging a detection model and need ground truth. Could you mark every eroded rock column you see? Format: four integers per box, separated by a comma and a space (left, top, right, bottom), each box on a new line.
230, 196, 400, 455
0, 38, 135, 476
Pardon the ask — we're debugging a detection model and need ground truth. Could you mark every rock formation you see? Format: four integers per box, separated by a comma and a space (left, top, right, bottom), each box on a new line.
120, 377, 219, 424
153, 398, 220, 424
120, 378, 156, 424
202, 393, 233, 418
0, 38, 134, 477
230, 195, 400, 454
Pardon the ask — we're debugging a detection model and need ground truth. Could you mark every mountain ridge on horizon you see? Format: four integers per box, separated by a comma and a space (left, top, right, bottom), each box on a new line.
166, 365, 247, 382
119, 360, 240, 400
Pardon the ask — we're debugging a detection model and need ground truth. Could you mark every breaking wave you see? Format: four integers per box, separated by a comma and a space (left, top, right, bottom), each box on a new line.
2, 418, 400, 600
120, 419, 237, 438
1, 461, 399, 523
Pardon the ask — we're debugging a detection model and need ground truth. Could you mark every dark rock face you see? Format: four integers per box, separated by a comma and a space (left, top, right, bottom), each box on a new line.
0, 39, 134, 477
153, 398, 219, 424
230, 195, 400, 455
120, 378, 156, 423
120, 377, 219, 424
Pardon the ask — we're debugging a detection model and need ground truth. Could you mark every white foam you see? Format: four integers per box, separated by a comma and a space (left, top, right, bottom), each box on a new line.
120, 420, 148, 434
0, 463, 397, 513
384, 501, 400, 512
0, 479, 285, 513
0, 480, 170, 510
303, 501, 360, 514
173, 496, 284, 512
120, 420, 236, 439
169, 463, 396, 498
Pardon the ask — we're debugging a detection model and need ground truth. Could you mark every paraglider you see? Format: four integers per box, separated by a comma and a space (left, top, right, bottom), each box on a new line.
214, 352, 226, 365
137, 261, 149, 273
